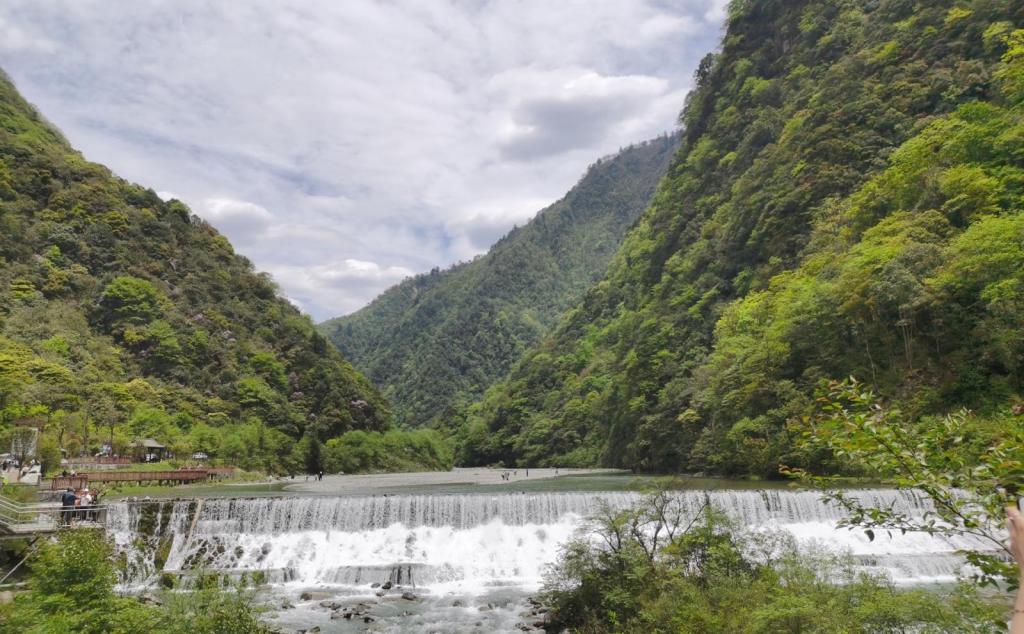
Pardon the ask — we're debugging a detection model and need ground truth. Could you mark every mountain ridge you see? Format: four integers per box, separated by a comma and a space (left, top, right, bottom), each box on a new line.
0, 70, 390, 472
319, 133, 680, 427
460, 0, 1024, 473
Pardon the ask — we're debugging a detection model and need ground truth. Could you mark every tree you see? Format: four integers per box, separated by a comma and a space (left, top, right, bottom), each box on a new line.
788, 378, 1024, 588
97, 276, 165, 329
541, 485, 1001, 633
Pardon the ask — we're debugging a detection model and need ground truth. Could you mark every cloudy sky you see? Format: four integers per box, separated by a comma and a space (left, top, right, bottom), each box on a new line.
0, 1, 726, 320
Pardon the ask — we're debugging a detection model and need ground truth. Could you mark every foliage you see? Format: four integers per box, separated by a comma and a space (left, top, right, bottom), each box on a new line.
322, 428, 453, 473
462, 1, 1024, 475
788, 378, 1023, 588
319, 134, 679, 428
0, 531, 269, 633
542, 490, 1005, 633
0, 70, 392, 474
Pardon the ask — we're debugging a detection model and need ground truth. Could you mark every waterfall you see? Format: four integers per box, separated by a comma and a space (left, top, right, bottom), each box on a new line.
108, 489, 990, 592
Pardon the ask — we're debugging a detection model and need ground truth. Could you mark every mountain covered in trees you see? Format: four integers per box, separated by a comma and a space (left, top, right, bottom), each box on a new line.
0, 70, 392, 471
460, 0, 1024, 474
319, 135, 679, 427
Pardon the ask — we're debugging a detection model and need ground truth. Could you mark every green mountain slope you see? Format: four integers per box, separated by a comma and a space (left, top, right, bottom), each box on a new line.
461, 0, 1024, 473
319, 135, 679, 427
0, 70, 390, 471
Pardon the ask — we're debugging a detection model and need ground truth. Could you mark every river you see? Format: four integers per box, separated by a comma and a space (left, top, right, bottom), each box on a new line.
104, 470, 988, 633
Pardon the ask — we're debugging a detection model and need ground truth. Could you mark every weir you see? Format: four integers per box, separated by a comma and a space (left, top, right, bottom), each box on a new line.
106, 490, 990, 592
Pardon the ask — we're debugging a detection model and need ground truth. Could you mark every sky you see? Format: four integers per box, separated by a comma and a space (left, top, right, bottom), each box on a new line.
0, 1, 727, 320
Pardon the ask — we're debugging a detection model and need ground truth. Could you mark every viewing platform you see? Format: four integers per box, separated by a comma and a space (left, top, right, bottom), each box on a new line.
0, 495, 109, 539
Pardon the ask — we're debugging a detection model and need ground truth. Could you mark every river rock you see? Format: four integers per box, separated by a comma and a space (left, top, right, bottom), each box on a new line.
363, 616, 374, 623
401, 591, 417, 601
451, 599, 466, 607
280, 599, 294, 609
299, 592, 312, 601
371, 582, 380, 588
381, 581, 393, 590
318, 600, 341, 610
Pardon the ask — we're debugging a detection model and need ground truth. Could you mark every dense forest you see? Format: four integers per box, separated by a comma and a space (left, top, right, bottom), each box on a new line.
319, 135, 678, 428
0, 70, 394, 473
461, 0, 1024, 474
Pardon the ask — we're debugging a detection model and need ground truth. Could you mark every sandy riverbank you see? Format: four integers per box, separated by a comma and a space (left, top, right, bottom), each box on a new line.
282, 467, 621, 495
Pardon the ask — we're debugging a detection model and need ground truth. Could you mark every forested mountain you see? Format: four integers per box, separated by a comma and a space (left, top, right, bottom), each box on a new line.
319, 135, 679, 427
461, 0, 1024, 474
0, 70, 390, 471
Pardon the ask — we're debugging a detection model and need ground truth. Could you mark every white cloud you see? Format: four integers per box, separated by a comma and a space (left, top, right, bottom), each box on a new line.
270, 260, 415, 316
198, 198, 274, 244
0, 15, 55, 52
0, 0, 726, 320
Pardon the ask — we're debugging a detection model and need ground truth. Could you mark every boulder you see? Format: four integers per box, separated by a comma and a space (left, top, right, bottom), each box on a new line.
401, 592, 417, 601
280, 599, 295, 609
370, 582, 381, 588
300, 591, 331, 601
381, 581, 393, 590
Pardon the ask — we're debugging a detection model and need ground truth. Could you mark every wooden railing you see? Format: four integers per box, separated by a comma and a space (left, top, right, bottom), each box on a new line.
48, 467, 234, 490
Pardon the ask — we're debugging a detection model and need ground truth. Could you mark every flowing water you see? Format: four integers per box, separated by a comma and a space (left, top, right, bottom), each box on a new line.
106, 488, 991, 633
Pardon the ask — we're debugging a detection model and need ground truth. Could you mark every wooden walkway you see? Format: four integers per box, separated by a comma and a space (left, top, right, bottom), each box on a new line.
49, 467, 235, 490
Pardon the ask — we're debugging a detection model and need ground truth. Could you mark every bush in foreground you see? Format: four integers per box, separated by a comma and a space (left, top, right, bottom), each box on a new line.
541, 489, 1005, 633
0, 531, 269, 634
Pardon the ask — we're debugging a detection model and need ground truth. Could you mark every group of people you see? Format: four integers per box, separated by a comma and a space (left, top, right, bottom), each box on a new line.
499, 469, 529, 481
59, 486, 102, 525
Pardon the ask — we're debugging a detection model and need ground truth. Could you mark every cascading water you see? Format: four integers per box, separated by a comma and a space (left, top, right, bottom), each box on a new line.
109, 489, 989, 589
105, 489, 994, 632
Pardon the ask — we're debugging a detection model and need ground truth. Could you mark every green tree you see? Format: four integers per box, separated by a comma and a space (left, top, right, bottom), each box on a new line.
97, 276, 165, 328
789, 378, 1024, 588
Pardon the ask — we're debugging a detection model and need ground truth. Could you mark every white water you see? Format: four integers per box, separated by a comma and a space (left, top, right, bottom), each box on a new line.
106, 489, 993, 632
